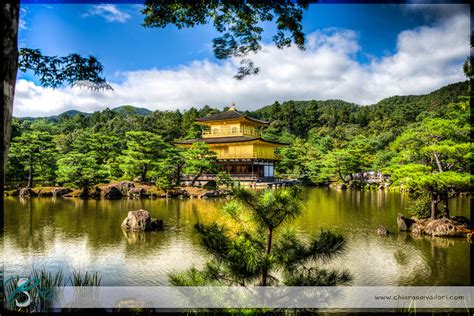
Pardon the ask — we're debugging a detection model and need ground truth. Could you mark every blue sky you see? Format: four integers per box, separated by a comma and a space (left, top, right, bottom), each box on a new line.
15, 3, 470, 116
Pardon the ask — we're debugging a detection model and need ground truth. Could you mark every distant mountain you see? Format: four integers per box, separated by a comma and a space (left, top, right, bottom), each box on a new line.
58, 109, 89, 117
18, 105, 152, 120
111, 105, 152, 115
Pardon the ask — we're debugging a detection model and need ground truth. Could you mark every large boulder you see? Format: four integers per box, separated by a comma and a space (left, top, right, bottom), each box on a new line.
116, 181, 135, 195
166, 189, 190, 198
102, 186, 123, 199
52, 187, 72, 197
128, 187, 149, 199
397, 214, 415, 231
19, 187, 37, 197
121, 209, 163, 231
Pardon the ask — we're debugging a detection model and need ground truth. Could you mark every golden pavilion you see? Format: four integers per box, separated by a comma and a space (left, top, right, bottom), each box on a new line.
175, 105, 286, 180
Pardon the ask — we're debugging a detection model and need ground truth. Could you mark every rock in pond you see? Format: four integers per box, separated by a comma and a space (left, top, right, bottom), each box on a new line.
102, 186, 123, 199
377, 225, 389, 236
128, 187, 148, 199
52, 187, 72, 197
397, 213, 415, 231
121, 209, 163, 232
116, 181, 135, 195
166, 189, 190, 198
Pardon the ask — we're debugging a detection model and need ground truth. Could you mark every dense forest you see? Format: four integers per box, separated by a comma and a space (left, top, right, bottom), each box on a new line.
6, 81, 469, 218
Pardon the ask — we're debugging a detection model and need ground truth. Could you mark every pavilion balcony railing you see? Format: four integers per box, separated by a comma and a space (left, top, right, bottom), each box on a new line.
181, 174, 261, 181
216, 152, 279, 160
202, 127, 260, 138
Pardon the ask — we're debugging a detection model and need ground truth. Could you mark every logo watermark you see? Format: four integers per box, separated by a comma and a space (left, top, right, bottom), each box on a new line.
4, 276, 53, 309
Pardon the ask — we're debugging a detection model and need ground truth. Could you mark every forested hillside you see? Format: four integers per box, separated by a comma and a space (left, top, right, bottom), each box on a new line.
7, 81, 470, 217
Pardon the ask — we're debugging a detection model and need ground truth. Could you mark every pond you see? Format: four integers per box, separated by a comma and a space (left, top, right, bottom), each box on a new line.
3, 187, 470, 286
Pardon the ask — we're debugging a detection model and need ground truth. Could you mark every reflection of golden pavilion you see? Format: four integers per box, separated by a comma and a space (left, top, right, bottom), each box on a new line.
175, 106, 286, 180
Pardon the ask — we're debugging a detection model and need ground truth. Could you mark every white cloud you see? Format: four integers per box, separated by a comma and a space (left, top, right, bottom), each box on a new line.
19, 7, 28, 30
14, 10, 469, 117
84, 4, 131, 23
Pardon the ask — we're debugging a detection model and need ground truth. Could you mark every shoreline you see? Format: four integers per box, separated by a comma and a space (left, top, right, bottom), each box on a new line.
4, 182, 232, 200
5, 181, 470, 199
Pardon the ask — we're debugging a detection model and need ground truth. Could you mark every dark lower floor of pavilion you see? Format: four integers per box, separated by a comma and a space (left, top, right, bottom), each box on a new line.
214, 160, 276, 179
181, 159, 277, 182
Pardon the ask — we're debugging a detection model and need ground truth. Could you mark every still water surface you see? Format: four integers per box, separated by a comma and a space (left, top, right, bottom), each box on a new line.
4, 188, 470, 286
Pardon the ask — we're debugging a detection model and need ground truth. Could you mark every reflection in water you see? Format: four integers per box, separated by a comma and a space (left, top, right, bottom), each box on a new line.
4, 188, 470, 286
122, 229, 146, 244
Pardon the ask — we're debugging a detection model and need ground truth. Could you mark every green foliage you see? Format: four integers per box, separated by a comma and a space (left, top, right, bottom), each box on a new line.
215, 171, 235, 188
69, 270, 102, 286
119, 131, 167, 182
152, 147, 185, 189
183, 142, 218, 186
170, 187, 351, 286
142, 1, 309, 79
8, 131, 57, 186
18, 48, 111, 90
169, 267, 210, 286
276, 138, 308, 178
408, 192, 432, 219
388, 99, 470, 218
56, 151, 108, 193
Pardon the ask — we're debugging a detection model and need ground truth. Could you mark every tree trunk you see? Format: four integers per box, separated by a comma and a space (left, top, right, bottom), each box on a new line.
81, 180, 89, 198
442, 201, 449, 218
336, 168, 346, 184
259, 227, 273, 286
141, 165, 147, 183
442, 192, 450, 218
191, 167, 203, 187
1, 2, 20, 199
431, 193, 439, 219
82, 186, 89, 198
174, 164, 181, 186
27, 153, 33, 187
433, 152, 443, 173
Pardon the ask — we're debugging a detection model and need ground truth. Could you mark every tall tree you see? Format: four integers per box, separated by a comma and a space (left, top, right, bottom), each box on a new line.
388, 101, 470, 218
182, 142, 217, 186
152, 146, 186, 189
119, 131, 167, 182
56, 152, 108, 197
8, 131, 57, 187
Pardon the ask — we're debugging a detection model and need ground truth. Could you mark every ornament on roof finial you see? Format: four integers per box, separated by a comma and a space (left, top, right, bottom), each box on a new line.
229, 102, 236, 111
